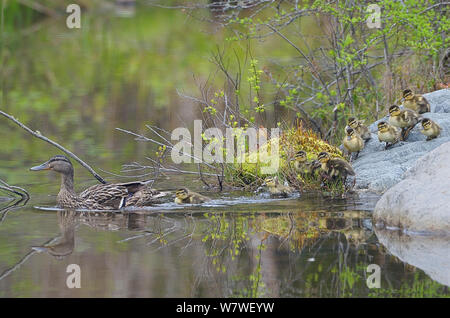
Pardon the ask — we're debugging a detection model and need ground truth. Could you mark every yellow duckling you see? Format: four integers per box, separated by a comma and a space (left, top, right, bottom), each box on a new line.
377, 121, 401, 149
402, 89, 430, 114
317, 151, 355, 180
174, 188, 211, 204
388, 105, 419, 140
420, 118, 441, 141
293, 150, 320, 175
264, 176, 294, 197
347, 117, 371, 141
343, 127, 364, 161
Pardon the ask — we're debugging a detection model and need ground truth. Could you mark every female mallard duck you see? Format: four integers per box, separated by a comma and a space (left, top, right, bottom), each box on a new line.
402, 89, 430, 114
377, 121, 401, 149
293, 150, 320, 176
347, 117, 371, 141
174, 188, 211, 204
388, 105, 419, 140
420, 118, 441, 140
343, 127, 364, 161
30, 155, 167, 210
263, 176, 294, 197
317, 152, 355, 180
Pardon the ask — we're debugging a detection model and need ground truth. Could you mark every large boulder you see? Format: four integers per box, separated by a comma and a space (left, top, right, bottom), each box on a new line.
353, 88, 450, 193
373, 142, 450, 234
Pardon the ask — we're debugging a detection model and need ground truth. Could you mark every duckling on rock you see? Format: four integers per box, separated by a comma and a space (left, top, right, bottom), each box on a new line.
402, 89, 430, 114
317, 151, 355, 181
388, 105, 420, 141
377, 121, 401, 149
420, 118, 441, 141
347, 117, 371, 141
174, 188, 211, 204
343, 127, 364, 161
263, 176, 294, 197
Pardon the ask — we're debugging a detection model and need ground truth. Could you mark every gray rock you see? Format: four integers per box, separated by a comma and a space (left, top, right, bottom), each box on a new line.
373, 142, 450, 234
353, 88, 450, 193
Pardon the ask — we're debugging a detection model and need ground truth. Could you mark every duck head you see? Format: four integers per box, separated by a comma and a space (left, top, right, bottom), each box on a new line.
30, 155, 74, 176
294, 150, 307, 163
317, 151, 330, 164
175, 188, 189, 200
402, 89, 414, 100
389, 105, 401, 117
377, 121, 389, 133
421, 118, 432, 130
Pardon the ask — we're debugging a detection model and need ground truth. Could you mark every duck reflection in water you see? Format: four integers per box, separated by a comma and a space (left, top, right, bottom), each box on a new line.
32, 210, 77, 260
31, 209, 151, 259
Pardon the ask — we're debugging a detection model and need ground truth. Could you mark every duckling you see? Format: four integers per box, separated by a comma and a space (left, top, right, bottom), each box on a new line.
388, 105, 419, 141
343, 127, 364, 161
420, 118, 441, 140
377, 121, 401, 149
293, 150, 320, 176
347, 117, 371, 141
317, 152, 355, 181
174, 188, 211, 204
264, 176, 294, 197
402, 89, 430, 114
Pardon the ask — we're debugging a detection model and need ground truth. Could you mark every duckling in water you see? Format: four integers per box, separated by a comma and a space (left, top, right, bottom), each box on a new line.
377, 121, 401, 149
343, 127, 364, 161
388, 105, 420, 141
293, 150, 320, 176
174, 188, 211, 204
402, 89, 430, 114
317, 151, 355, 181
347, 117, 371, 142
420, 118, 441, 140
264, 176, 294, 197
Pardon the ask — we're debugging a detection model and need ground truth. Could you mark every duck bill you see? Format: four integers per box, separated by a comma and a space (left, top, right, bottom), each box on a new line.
30, 161, 51, 171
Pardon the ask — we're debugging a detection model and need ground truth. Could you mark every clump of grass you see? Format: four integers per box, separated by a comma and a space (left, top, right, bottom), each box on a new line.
225, 124, 348, 194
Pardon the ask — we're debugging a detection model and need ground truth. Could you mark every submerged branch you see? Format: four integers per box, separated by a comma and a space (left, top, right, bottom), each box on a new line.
0, 110, 107, 184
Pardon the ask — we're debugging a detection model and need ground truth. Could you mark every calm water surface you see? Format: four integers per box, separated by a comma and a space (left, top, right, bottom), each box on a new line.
0, 5, 449, 298
0, 174, 448, 297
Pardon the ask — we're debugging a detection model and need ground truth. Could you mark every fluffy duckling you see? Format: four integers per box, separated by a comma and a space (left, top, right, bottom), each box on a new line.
377, 121, 401, 149
347, 117, 371, 141
264, 176, 294, 197
420, 118, 441, 140
174, 188, 211, 204
317, 152, 355, 180
402, 89, 430, 114
293, 150, 320, 175
343, 127, 364, 161
388, 105, 419, 140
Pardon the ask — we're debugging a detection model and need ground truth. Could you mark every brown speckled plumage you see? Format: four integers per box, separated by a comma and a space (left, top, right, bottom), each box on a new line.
31, 155, 167, 210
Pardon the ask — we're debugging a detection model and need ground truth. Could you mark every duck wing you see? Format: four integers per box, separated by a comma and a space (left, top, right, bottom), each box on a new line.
79, 183, 130, 209
125, 188, 169, 207
416, 96, 430, 112
331, 159, 355, 176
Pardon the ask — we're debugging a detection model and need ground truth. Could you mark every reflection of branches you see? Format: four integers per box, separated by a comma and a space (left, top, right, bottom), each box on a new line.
0, 236, 58, 282
0, 198, 29, 224
0, 179, 29, 200
116, 215, 198, 254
